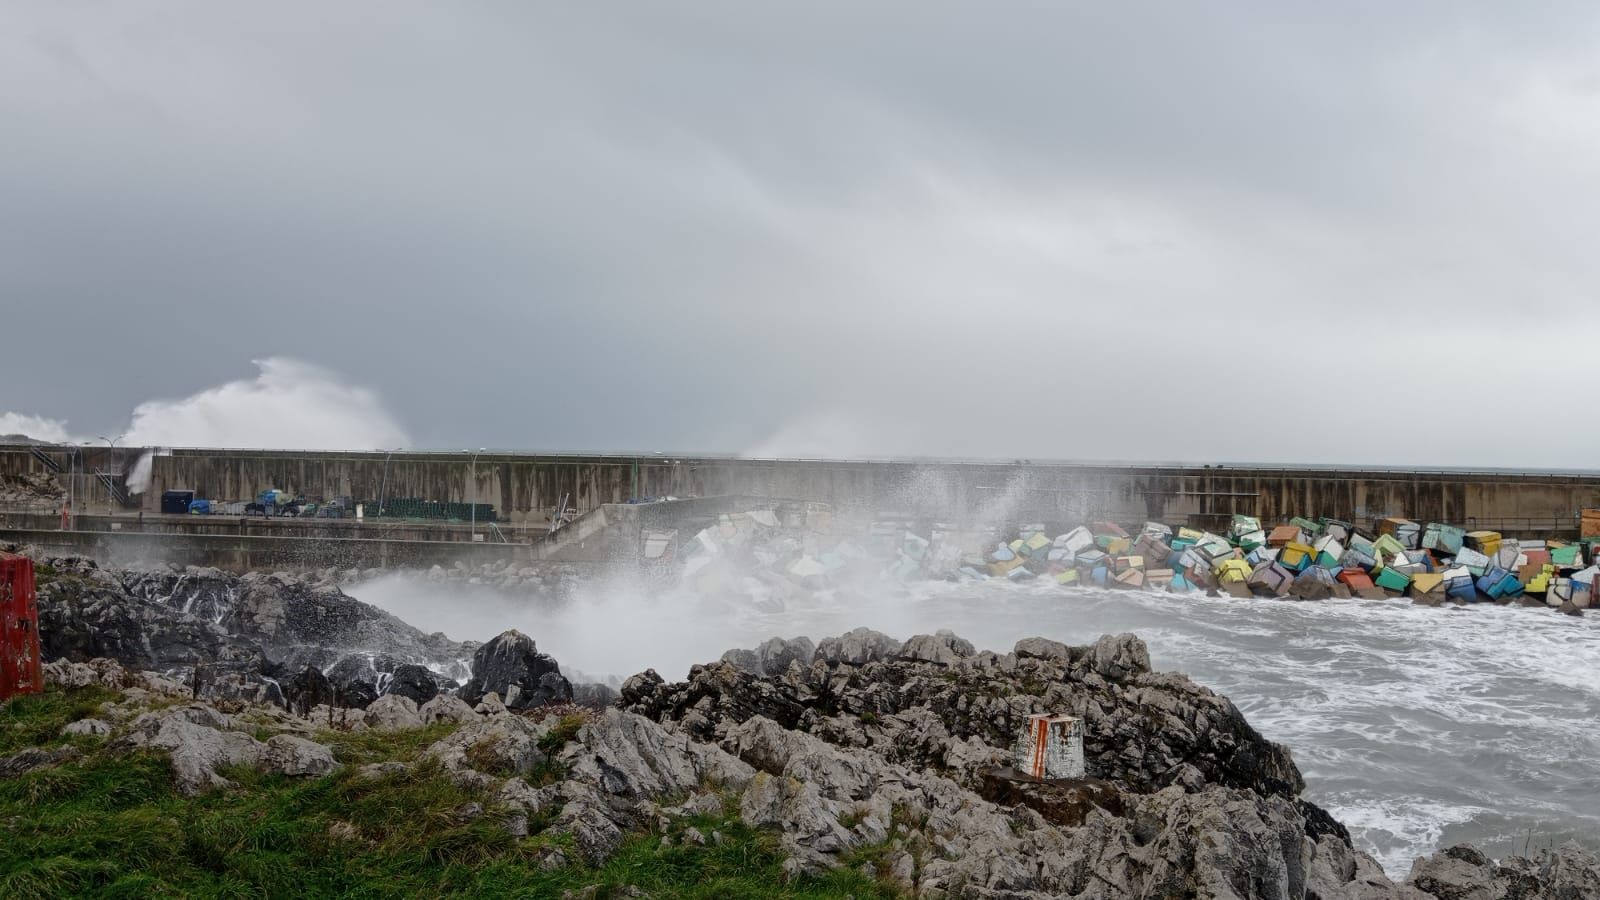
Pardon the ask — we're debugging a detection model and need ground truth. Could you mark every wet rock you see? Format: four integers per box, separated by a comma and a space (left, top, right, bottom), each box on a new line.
459, 630, 573, 711
1405, 841, 1600, 899
194, 662, 286, 708
282, 666, 338, 716
385, 664, 441, 705
324, 656, 383, 709
31, 553, 473, 687
623, 632, 1301, 801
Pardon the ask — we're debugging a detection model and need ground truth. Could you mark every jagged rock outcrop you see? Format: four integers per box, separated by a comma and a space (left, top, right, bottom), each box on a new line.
549, 709, 758, 864
20, 627, 1600, 898
459, 630, 573, 710
0, 745, 80, 778
623, 629, 1305, 810
815, 626, 901, 665
1405, 843, 1600, 899
111, 702, 338, 794
19, 549, 473, 711
720, 636, 816, 676
898, 628, 977, 665
423, 715, 552, 780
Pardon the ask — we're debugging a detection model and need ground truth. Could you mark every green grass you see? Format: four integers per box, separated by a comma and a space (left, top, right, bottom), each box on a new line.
0, 686, 119, 755
321, 722, 460, 767
0, 688, 900, 898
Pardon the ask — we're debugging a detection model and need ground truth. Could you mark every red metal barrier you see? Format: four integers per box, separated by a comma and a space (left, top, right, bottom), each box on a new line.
1, 553, 43, 700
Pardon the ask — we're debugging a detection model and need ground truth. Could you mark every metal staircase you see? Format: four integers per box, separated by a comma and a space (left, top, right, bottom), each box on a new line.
27, 446, 60, 473
94, 470, 131, 507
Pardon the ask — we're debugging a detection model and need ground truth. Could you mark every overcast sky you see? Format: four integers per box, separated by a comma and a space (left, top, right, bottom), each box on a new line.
4, 3, 1600, 466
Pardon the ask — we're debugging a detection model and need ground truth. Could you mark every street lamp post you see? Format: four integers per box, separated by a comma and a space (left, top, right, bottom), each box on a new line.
68, 442, 84, 529
97, 435, 122, 515
376, 447, 402, 519
470, 448, 486, 540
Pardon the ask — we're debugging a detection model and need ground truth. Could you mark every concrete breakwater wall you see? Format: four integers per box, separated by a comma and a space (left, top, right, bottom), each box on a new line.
7, 444, 1600, 537
0, 528, 544, 574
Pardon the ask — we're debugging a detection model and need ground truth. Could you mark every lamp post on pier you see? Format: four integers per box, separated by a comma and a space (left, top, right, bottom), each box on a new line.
470, 448, 486, 541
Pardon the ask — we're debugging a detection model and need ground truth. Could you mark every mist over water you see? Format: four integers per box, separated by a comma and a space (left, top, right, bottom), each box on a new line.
350, 574, 1600, 877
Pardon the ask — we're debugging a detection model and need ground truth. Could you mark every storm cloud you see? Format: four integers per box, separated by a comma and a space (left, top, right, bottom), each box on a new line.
4, 3, 1599, 466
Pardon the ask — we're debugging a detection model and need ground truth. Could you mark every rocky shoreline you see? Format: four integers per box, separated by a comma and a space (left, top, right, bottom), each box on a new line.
5, 545, 1599, 897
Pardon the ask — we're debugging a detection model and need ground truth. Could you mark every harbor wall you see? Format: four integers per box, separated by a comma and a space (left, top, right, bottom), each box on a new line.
6, 445, 1600, 537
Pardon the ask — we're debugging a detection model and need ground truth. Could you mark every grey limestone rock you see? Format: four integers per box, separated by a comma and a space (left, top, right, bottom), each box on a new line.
898, 629, 977, 665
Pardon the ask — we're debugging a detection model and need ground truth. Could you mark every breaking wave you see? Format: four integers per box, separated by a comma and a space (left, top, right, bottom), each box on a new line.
2, 357, 409, 453
119, 357, 409, 451
2, 358, 411, 491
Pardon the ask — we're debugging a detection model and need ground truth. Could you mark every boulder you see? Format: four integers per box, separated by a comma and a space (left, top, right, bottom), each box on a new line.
721, 637, 815, 676
1013, 636, 1074, 663
260, 734, 338, 777
424, 716, 550, 778
898, 629, 976, 665
324, 656, 383, 709
474, 692, 509, 717
419, 694, 478, 725
364, 694, 424, 731
194, 664, 286, 708
816, 628, 901, 666
572, 682, 619, 710
114, 705, 264, 795
0, 745, 80, 778
385, 663, 441, 705
42, 657, 129, 689
62, 718, 113, 737
1405, 842, 1600, 899
281, 665, 338, 715
459, 630, 573, 710
1088, 632, 1151, 681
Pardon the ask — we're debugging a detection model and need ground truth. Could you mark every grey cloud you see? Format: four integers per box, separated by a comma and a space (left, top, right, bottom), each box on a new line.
4, 3, 1600, 466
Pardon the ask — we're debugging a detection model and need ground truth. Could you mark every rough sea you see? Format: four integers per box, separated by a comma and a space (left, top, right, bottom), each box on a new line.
354, 576, 1600, 877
